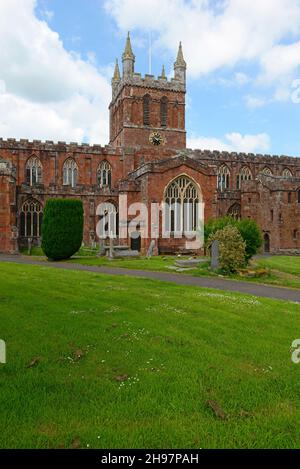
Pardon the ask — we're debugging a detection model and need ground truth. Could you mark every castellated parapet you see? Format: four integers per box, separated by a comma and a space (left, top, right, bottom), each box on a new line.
111, 73, 186, 102
0, 138, 121, 155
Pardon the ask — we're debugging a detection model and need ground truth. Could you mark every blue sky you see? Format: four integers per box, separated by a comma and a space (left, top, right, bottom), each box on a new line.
0, 0, 300, 155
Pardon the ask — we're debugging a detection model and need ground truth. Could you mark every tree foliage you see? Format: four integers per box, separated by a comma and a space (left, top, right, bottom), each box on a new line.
205, 216, 262, 261
41, 199, 83, 261
207, 225, 246, 273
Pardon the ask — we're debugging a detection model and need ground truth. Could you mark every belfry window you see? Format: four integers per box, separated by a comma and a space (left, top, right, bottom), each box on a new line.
20, 199, 43, 238
97, 161, 112, 188
160, 97, 168, 127
164, 176, 200, 234
143, 94, 150, 126
217, 165, 230, 191
236, 166, 252, 189
26, 157, 42, 186
63, 158, 78, 187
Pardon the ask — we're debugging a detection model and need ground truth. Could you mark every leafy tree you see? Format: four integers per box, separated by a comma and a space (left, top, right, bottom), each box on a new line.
41, 199, 83, 261
204, 216, 237, 244
205, 216, 262, 260
237, 218, 263, 261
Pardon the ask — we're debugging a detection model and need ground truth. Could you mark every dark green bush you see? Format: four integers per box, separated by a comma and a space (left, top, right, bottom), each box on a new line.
237, 218, 263, 261
205, 216, 262, 261
204, 216, 234, 243
41, 199, 83, 261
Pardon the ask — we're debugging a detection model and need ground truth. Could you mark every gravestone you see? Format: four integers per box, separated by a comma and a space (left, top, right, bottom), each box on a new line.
0, 339, 6, 364
97, 239, 106, 257
211, 240, 220, 270
108, 238, 115, 259
146, 240, 156, 258
27, 237, 32, 256
175, 258, 206, 268
113, 250, 140, 259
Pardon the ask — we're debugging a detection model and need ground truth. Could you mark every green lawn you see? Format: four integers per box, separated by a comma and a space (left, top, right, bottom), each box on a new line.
257, 256, 300, 277
19, 248, 300, 289
0, 262, 300, 449
67, 255, 300, 290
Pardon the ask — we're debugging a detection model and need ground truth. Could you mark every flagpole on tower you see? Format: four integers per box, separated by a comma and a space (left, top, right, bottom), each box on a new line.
149, 31, 152, 75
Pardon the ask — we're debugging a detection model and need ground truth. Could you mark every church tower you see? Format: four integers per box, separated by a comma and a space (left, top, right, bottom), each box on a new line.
109, 34, 186, 150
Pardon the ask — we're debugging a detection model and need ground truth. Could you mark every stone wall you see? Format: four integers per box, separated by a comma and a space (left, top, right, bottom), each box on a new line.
0, 159, 18, 253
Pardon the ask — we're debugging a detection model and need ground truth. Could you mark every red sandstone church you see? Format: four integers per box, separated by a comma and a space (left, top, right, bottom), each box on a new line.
0, 34, 300, 255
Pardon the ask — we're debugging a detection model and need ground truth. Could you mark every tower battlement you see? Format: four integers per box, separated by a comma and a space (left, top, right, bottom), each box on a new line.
111, 33, 186, 100
109, 33, 187, 150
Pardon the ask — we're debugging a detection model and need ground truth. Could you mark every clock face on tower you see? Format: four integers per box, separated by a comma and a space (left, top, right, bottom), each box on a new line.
149, 131, 164, 146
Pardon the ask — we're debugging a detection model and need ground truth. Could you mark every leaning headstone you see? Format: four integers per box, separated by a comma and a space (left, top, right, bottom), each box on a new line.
211, 240, 220, 270
147, 240, 156, 258
97, 239, 106, 257
108, 238, 115, 259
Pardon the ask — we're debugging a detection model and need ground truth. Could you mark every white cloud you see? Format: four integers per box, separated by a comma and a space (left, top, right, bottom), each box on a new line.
235, 72, 251, 86
259, 41, 300, 84
42, 9, 54, 22
0, 0, 111, 143
105, 0, 300, 81
245, 95, 266, 109
187, 132, 271, 153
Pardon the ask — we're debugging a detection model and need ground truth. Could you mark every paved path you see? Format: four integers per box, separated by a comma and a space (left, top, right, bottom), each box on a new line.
0, 255, 299, 303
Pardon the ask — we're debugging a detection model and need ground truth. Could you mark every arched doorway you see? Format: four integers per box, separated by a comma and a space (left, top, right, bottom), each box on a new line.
227, 203, 241, 220
130, 232, 141, 251
264, 233, 270, 253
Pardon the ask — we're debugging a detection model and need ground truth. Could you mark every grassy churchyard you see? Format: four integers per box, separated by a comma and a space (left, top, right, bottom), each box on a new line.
22, 248, 300, 290
0, 261, 300, 449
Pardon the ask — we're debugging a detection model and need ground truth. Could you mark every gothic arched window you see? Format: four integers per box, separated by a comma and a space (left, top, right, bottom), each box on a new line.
97, 161, 112, 188
143, 94, 150, 126
236, 166, 252, 189
164, 176, 200, 233
26, 157, 42, 186
228, 203, 241, 220
160, 97, 168, 127
217, 165, 230, 191
262, 167, 273, 176
63, 158, 78, 187
20, 198, 43, 238
282, 168, 293, 178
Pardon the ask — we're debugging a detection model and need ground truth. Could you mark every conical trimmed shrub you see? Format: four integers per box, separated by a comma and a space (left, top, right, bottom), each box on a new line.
41, 199, 83, 260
